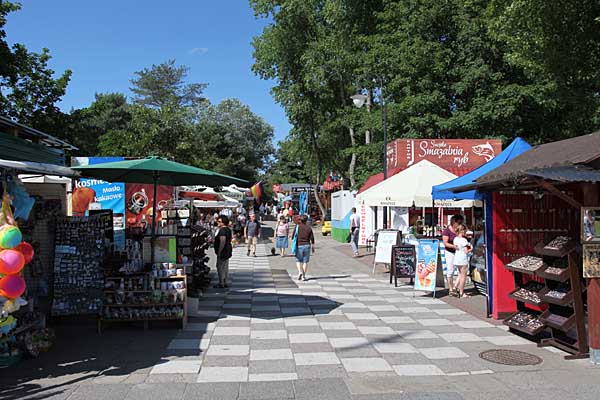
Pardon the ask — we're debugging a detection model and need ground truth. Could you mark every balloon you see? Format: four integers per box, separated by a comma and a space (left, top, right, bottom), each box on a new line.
0, 249, 25, 275
0, 225, 22, 249
15, 242, 34, 264
0, 275, 26, 299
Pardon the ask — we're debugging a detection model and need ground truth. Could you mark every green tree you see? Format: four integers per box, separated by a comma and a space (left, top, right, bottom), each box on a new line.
130, 59, 207, 109
97, 104, 195, 163
0, 2, 71, 134
65, 93, 131, 155
488, 0, 600, 139
193, 98, 275, 181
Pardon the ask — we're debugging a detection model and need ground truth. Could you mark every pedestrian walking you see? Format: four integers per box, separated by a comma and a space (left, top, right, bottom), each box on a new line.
214, 215, 233, 288
442, 214, 464, 297
245, 213, 261, 257
294, 214, 314, 281
349, 207, 360, 257
274, 215, 290, 257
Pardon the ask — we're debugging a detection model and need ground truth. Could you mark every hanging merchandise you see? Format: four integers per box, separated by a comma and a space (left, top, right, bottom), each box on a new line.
0, 249, 25, 275
6, 180, 35, 221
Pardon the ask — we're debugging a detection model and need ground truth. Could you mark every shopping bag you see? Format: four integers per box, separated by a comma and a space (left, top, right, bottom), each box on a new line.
291, 225, 299, 255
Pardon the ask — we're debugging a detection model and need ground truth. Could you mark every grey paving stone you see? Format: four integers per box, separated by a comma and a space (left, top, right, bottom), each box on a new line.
250, 339, 291, 349
335, 346, 381, 358
239, 381, 295, 399
197, 366, 249, 382
293, 378, 353, 400
286, 325, 324, 334
344, 375, 407, 395
249, 359, 297, 374
183, 382, 241, 400
19, 387, 79, 400
404, 392, 465, 400
291, 342, 335, 353
70, 384, 132, 399
125, 383, 186, 400
202, 355, 249, 367
210, 335, 251, 345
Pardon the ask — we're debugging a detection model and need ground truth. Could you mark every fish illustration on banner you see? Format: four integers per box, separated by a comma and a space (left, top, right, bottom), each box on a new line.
414, 239, 440, 292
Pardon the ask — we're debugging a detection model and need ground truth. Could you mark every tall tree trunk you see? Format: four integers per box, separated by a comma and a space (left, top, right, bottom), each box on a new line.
348, 127, 357, 188
313, 160, 326, 218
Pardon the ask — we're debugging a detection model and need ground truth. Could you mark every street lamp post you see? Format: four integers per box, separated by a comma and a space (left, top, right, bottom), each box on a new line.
351, 83, 389, 229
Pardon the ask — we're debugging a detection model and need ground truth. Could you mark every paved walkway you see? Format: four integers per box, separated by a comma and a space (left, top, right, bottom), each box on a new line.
2, 226, 599, 399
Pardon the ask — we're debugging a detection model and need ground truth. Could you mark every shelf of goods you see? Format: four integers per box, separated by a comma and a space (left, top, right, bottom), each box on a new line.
503, 235, 588, 359
51, 215, 109, 316
189, 225, 212, 293
98, 271, 187, 334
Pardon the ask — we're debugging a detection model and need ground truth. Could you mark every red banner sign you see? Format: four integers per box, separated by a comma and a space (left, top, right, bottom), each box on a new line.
386, 139, 502, 172
125, 184, 174, 228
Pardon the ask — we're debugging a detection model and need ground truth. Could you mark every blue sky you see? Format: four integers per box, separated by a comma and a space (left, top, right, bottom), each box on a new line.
6, 0, 291, 145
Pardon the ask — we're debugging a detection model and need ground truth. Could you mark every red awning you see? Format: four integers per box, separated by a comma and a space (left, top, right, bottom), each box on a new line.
358, 172, 384, 193
178, 191, 221, 201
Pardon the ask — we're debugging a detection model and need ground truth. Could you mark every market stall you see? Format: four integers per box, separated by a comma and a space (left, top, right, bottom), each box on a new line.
449, 132, 600, 361
431, 138, 532, 315
356, 160, 479, 246
0, 160, 79, 367
72, 157, 247, 332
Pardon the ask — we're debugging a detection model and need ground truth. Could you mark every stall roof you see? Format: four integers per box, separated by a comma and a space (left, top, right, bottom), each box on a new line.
0, 158, 79, 177
358, 160, 478, 208
450, 132, 600, 192
0, 115, 78, 151
432, 137, 531, 200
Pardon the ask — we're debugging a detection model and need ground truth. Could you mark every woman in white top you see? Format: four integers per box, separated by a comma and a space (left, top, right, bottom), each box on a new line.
274, 215, 290, 257
452, 225, 472, 298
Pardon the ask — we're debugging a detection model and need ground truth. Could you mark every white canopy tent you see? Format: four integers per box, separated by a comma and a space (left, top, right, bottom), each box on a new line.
358, 160, 479, 208
192, 199, 239, 209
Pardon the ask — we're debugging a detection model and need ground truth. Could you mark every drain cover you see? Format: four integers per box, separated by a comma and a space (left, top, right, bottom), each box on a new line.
479, 349, 543, 366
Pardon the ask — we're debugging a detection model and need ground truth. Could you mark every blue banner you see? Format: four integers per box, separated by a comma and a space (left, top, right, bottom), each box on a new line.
415, 239, 440, 292
72, 157, 125, 249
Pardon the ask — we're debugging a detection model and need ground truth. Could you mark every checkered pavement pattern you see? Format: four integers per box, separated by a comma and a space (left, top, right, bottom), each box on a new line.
149, 245, 536, 382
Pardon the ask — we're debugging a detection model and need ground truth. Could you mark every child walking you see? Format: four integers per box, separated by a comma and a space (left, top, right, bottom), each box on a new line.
452, 225, 472, 298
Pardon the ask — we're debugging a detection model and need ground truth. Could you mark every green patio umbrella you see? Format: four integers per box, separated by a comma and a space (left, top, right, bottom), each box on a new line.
73, 156, 248, 264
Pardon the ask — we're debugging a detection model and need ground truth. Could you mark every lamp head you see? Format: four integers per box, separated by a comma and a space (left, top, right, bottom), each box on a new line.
350, 94, 367, 108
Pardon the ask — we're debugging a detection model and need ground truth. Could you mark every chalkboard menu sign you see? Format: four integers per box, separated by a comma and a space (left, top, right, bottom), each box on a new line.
390, 244, 416, 287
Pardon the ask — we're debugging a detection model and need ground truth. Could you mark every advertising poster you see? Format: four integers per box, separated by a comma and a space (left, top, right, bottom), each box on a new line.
386, 139, 502, 174
583, 244, 600, 278
125, 183, 174, 229
415, 239, 440, 292
71, 157, 126, 249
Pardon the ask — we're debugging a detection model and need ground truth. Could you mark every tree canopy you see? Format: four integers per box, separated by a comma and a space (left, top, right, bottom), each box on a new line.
251, 0, 600, 189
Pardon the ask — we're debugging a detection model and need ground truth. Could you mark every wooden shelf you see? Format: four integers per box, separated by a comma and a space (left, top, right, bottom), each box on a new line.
104, 303, 184, 307
505, 256, 545, 276
537, 265, 570, 282
508, 287, 543, 307
539, 287, 573, 307
503, 311, 546, 336
104, 290, 153, 293
534, 239, 577, 258
99, 316, 184, 321
539, 310, 576, 332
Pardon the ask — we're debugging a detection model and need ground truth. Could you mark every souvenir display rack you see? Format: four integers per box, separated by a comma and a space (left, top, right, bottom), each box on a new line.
159, 207, 192, 262
98, 266, 187, 333
502, 234, 588, 359
51, 215, 108, 316
189, 225, 211, 294
503, 252, 547, 336
536, 237, 588, 359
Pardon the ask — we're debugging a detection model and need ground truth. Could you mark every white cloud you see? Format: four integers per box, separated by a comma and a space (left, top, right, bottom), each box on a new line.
189, 47, 209, 55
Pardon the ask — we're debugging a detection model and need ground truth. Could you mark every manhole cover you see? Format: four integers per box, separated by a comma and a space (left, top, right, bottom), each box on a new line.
479, 349, 543, 366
